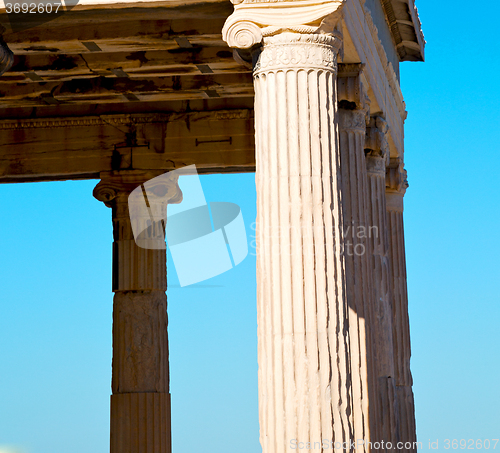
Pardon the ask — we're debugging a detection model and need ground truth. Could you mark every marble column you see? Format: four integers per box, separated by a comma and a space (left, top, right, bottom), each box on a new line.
365, 117, 398, 450
386, 159, 417, 450
94, 170, 182, 453
338, 64, 373, 451
224, 2, 355, 447
253, 30, 354, 452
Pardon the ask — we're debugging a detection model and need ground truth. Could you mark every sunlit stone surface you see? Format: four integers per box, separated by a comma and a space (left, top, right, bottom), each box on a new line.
0, 0, 424, 450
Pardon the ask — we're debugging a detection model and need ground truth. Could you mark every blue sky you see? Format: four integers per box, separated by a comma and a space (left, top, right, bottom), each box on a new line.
0, 1, 499, 452
400, 0, 500, 446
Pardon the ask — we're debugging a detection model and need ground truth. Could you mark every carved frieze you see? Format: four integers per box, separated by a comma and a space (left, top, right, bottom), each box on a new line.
254, 31, 342, 73
0, 110, 253, 130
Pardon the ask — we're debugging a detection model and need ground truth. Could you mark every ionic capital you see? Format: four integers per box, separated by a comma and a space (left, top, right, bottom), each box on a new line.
386, 158, 409, 195
0, 36, 13, 76
338, 63, 370, 112
94, 171, 182, 291
93, 170, 182, 209
339, 109, 367, 133
222, 0, 346, 50
94, 170, 182, 249
365, 116, 389, 176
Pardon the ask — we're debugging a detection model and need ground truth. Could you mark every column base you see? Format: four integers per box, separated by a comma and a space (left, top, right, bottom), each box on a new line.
111, 393, 172, 453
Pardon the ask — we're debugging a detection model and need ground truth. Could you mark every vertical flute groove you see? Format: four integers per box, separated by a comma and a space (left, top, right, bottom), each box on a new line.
365, 117, 398, 451
254, 32, 352, 452
339, 106, 373, 451
386, 188, 417, 451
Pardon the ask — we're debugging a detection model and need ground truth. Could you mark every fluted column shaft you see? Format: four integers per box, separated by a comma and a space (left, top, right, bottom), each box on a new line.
94, 171, 182, 453
254, 32, 354, 453
365, 118, 397, 450
338, 102, 373, 451
386, 162, 417, 451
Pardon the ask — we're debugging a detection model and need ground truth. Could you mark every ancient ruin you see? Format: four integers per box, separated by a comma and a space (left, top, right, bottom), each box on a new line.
0, 0, 424, 450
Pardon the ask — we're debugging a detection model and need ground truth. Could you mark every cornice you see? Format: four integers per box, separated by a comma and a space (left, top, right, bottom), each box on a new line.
409, 0, 425, 55
363, 6, 406, 120
380, 0, 425, 62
